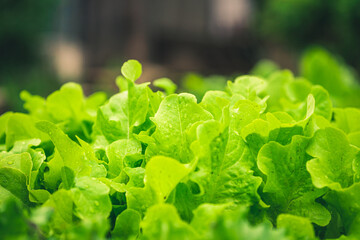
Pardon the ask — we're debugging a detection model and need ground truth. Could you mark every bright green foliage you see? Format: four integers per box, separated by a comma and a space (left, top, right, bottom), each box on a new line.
121, 59, 142, 82
191, 205, 288, 240
277, 214, 315, 240
145, 93, 212, 163
141, 204, 197, 239
332, 108, 360, 148
324, 183, 360, 237
112, 209, 141, 239
306, 127, 359, 190
300, 48, 360, 108
0, 59, 359, 239
249, 47, 360, 109
258, 136, 331, 226
153, 78, 177, 95
189, 117, 262, 206
20, 82, 106, 141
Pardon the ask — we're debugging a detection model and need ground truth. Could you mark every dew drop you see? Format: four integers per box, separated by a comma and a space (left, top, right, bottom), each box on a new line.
94, 201, 100, 206
7, 161, 14, 165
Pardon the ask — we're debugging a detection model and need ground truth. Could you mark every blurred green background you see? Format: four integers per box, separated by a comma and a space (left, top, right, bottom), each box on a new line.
1, 0, 360, 113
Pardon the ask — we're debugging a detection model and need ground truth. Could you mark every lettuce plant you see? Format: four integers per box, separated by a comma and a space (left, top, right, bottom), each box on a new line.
0, 59, 359, 240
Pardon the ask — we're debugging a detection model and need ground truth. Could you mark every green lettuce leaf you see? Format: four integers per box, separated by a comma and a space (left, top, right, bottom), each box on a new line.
306, 127, 359, 190
258, 135, 330, 225
112, 209, 141, 239
127, 156, 191, 213
141, 204, 197, 240
277, 214, 315, 240
153, 78, 177, 95
37, 121, 106, 178
324, 183, 360, 236
190, 118, 262, 206
121, 59, 142, 82
106, 138, 142, 178
197, 205, 289, 240
146, 93, 213, 163
71, 176, 112, 219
